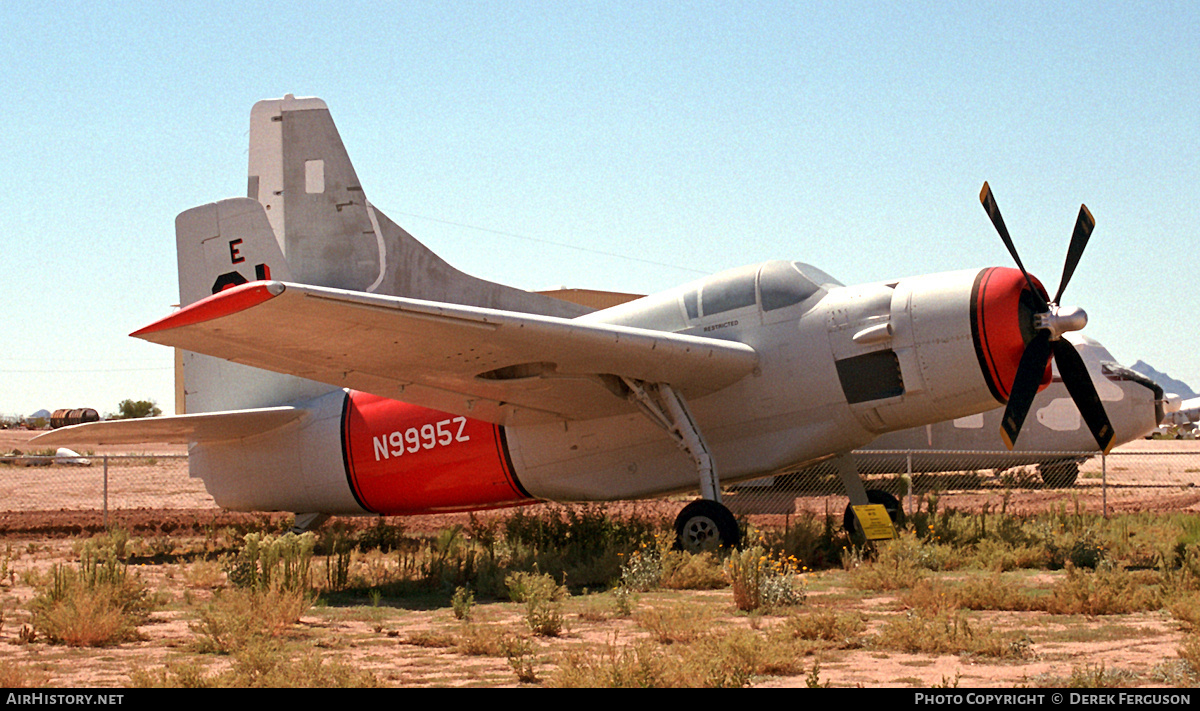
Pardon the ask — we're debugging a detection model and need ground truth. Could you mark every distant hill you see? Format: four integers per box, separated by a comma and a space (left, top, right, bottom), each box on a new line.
1131, 361, 1197, 399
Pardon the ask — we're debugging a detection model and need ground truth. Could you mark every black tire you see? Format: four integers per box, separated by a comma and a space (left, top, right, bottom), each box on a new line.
674, 499, 741, 553
843, 489, 904, 535
1039, 460, 1079, 488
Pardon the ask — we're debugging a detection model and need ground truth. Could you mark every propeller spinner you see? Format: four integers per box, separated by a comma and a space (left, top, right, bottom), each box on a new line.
979, 182, 1116, 454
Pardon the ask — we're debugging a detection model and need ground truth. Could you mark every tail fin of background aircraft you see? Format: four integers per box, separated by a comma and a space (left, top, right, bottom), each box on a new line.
175, 198, 336, 413
246, 95, 588, 318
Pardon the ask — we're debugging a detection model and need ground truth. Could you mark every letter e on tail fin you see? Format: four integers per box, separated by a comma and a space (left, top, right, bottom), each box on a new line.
174, 197, 330, 413
176, 198, 293, 308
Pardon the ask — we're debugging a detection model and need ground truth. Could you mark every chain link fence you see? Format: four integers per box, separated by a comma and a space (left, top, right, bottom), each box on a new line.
1, 445, 1198, 523
724, 445, 1200, 521
0, 454, 209, 520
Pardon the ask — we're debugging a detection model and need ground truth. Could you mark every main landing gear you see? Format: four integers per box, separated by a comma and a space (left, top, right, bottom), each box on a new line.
621, 378, 742, 553
1039, 459, 1079, 488
833, 453, 904, 536
842, 488, 904, 537
674, 499, 741, 553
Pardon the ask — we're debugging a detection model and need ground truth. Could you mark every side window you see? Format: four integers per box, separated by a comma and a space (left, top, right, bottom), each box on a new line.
684, 289, 699, 320
759, 261, 820, 312
702, 277, 757, 315
699, 265, 759, 317
793, 262, 843, 288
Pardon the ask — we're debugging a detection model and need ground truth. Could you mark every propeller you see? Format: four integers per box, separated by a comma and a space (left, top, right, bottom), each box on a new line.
979, 182, 1115, 454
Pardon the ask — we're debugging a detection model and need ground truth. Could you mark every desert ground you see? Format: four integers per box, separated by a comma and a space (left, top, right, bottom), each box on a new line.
0, 429, 1199, 688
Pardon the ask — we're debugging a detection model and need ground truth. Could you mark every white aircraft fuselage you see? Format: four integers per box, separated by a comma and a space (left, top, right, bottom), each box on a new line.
179, 263, 1032, 515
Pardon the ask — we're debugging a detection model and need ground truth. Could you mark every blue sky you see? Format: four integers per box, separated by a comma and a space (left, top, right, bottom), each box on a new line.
1, 2, 1197, 416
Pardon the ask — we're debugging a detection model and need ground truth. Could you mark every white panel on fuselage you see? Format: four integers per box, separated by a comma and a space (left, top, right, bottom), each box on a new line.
1035, 397, 1082, 432
954, 413, 985, 429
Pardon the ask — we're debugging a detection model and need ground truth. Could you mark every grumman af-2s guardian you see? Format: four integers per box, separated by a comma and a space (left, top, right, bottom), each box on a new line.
37, 96, 1118, 551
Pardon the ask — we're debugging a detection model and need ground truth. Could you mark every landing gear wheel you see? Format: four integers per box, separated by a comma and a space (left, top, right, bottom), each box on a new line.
674, 499, 741, 553
1039, 460, 1079, 488
843, 489, 904, 536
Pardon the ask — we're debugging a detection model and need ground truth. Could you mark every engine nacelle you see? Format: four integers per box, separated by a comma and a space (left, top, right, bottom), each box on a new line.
190, 390, 532, 515
341, 391, 532, 514
827, 266, 1046, 434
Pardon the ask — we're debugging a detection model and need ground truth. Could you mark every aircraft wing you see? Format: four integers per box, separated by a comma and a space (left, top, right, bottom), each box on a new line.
133, 281, 759, 425
1166, 396, 1200, 426
31, 407, 306, 446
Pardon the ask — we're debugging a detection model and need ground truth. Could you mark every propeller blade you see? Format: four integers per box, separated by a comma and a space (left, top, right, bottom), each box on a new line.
980, 182, 1049, 311
1052, 204, 1096, 304
1052, 338, 1116, 454
1000, 330, 1053, 450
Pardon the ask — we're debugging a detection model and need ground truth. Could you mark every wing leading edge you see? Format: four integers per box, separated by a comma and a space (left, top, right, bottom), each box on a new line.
133, 281, 759, 425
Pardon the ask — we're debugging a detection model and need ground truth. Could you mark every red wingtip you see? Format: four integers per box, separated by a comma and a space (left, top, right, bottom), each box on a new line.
132, 281, 285, 337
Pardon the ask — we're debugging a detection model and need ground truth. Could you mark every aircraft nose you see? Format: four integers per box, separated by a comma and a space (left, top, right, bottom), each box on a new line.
970, 266, 1051, 405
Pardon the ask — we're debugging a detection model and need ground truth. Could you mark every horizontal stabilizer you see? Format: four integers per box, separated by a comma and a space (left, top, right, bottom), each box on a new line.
131, 280, 760, 425
31, 407, 307, 446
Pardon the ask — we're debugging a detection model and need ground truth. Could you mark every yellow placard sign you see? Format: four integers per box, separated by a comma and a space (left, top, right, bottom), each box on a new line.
851, 504, 897, 540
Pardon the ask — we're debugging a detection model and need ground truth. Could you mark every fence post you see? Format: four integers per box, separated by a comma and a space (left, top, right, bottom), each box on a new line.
1101, 453, 1107, 518
103, 455, 109, 529
906, 451, 913, 516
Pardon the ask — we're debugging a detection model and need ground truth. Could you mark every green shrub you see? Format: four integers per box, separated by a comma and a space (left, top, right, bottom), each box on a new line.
1038, 564, 1160, 616
224, 532, 315, 593
1044, 527, 1107, 570
636, 604, 713, 644
660, 550, 727, 590
451, 585, 475, 621
322, 532, 353, 591
618, 542, 664, 593
502, 635, 540, 683
29, 540, 157, 646
190, 586, 313, 654
552, 639, 675, 688
756, 512, 844, 569
875, 608, 1032, 658
502, 505, 659, 588
783, 609, 866, 645
505, 571, 568, 636
724, 545, 805, 612
846, 541, 929, 591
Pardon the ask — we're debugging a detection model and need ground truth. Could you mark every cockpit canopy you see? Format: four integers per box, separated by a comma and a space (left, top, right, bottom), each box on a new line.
684, 260, 842, 320
588, 260, 841, 333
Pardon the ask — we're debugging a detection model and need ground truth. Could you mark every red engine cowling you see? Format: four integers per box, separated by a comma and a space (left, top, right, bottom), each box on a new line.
970, 266, 1053, 403
341, 391, 533, 514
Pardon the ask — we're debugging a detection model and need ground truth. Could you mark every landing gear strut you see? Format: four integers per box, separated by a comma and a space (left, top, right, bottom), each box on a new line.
621, 378, 740, 552
291, 512, 330, 534
832, 453, 904, 537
